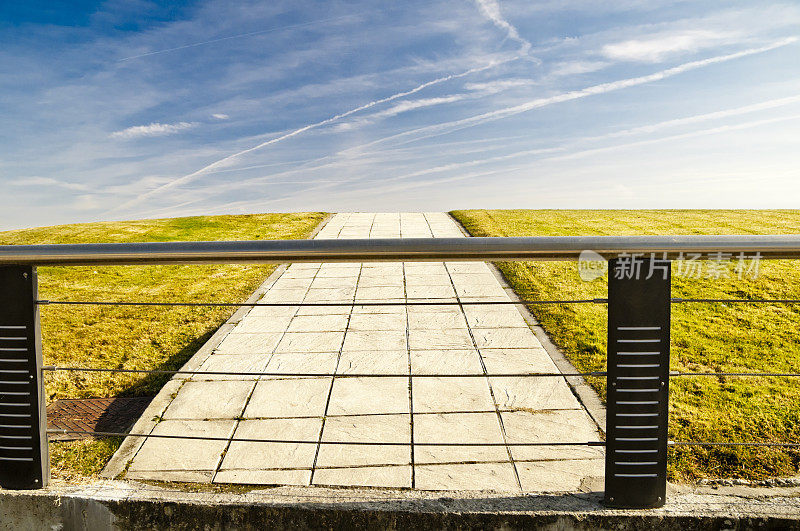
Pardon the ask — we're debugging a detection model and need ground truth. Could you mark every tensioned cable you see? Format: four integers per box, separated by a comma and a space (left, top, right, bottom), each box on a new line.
41, 366, 605, 378
36, 298, 800, 307
44, 429, 800, 449
40, 366, 800, 378
46, 428, 606, 446
670, 372, 800, 377
672, 298, 800, 304
36, 299, 607, 307
669, 441, 800, 448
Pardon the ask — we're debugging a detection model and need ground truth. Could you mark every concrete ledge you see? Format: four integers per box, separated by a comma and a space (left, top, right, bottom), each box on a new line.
2, 480, 800, 530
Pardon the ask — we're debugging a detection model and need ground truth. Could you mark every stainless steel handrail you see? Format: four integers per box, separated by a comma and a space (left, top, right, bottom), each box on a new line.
1, 235, 799, 265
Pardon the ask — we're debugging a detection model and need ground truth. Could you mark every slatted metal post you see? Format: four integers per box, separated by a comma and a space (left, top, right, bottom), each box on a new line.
604, 257, 670, 508
0, 265, 49, 489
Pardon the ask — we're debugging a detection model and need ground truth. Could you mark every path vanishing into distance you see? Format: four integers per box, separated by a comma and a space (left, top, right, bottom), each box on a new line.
113, 213, 603, 493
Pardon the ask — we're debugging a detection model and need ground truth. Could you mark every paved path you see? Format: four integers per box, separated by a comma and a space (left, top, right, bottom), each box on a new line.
123, 213, 603, 492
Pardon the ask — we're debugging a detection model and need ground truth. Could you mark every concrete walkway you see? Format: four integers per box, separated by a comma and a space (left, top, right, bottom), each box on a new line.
121, 213, 603, 493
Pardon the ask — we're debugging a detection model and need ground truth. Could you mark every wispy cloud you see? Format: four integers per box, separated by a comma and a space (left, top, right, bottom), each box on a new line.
548, 60, 609, 77
9, 176, 90, 192
211, 113, 229, 120
355, 37, 798, 150
110, 121, 197, 139
107, 59, 512, 213
464, 78, 535, 92
335, 94, 472, 131
473, 0, 538, 61
544, 112, 800, 163
600, 29, 738, 62
117, 13, 364, 61
595, 94, 800, 139
373, 95, 469, 119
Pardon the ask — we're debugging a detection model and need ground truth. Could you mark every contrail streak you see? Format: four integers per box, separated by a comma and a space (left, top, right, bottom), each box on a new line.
154, 82, 800, 208
345, 37, 799, 151
118, 13, 362, 61
108, 59, 513, 214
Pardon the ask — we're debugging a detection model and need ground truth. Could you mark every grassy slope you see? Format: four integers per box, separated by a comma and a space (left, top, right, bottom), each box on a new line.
0, 212, 326, 479
451, 209, 800, 481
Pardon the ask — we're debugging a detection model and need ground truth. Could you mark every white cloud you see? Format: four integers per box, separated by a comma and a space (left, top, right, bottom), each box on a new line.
110, 121, 197, 139
549, 60, 610, 77
473, 0, 537, 61
9, 176, 89, 191
372, 95, 468, 119
106, 60, 510, 214
117, 13, 363, 62
211, 113, 229, 120
544, 112, 800, 162
595, 94, 800, 140
464, 79, 535, 92
356, 37, 798, 150
600, 30, 737, 62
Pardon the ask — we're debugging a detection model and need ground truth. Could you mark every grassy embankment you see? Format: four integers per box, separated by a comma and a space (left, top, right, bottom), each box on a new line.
451, 209, 800, 481
0, 212, 326, 480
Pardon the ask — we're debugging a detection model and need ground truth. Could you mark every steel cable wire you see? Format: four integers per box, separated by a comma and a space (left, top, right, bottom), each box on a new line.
45, 428, 606, 446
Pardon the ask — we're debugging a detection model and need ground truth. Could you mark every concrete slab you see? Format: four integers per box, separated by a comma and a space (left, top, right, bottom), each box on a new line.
412, 377, 495, 414
409, 349, 484, 375
327, 376, 409, 416
193, 353, 272, 380
472, 328, 542, 349
286, 314, 349, 332
337, 350, 408, 374
479, 348, 558, 375
415, 462, 519, 492
117, 212, 603, 495
214, 331, 284, 354
314, 414, 411, 488
341, 330, 407, 351
264, 351, 339, 375
161, 381, 255, 420
501, 410, 603, 461
126, 419, 235, 477
408, 328, 474, 350
313, 465, 412, 489
516, 459, 605, 493
407, 308, 466, 330
274, 331, 345, 353
489, 376, 582, 411
215, 418, 322, 485
347, 313, 406, 331
243, 377, 331, 418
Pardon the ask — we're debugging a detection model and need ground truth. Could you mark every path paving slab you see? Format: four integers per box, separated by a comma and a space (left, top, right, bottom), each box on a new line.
119, 212, 603, 494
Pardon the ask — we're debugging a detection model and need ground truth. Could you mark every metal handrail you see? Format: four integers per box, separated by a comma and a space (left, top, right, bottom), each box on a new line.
1, 234, 800, 265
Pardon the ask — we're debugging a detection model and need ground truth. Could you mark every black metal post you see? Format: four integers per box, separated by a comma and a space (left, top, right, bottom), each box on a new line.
0, 265, 48, 489
604, 257, 670, 508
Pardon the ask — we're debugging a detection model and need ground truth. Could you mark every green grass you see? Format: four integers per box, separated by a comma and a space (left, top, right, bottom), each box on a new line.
451, 209, 800, 481
0, 212, 326, 480
49, 437, 124, 481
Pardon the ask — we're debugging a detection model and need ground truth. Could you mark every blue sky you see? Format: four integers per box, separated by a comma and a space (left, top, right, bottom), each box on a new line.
1, 0, 799, 229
